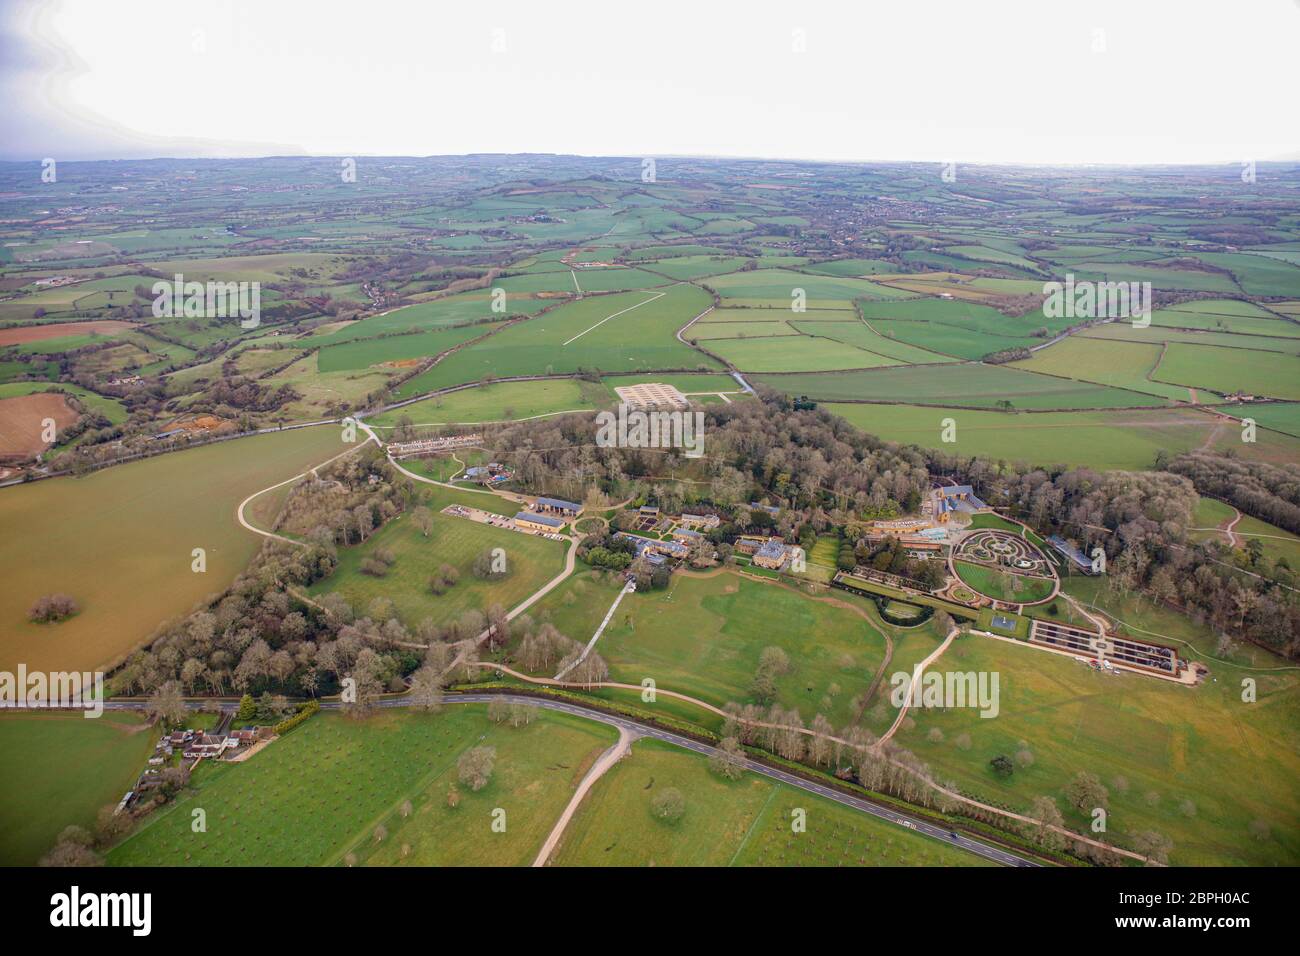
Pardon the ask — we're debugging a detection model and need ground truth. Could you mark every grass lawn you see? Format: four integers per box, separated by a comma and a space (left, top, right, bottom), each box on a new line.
1013, 336, 1193, 403
702, 268, 914, 302
824, 403, 1300, 471
346, 709, 615, 867
809, 534, 841, 571
107, 707, 616, 866
756, 364, 1158, 409
1189, 497, 1300, 573
1229, 513, 1300, 570
308, 485, 567, 628
792, 319, 956, 364
965, 513, 1026, 534
0, 711, 158, 865
526, 572, 890, 729
393, 285, 718, 396
708, 334, 900, 372
1153, 342, 1300, 401
303, 290, 550, 346
367, 378, 605, 428
316, 322, 502, 373
0, 426, 346, 674
953, 561, 1055, 604
1241, 401, 1300, 439
888, 633, 1300, 866
551, 737, 990, 866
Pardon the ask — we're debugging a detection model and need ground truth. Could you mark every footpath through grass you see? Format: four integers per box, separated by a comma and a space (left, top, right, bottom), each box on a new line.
552, 738, 992, 866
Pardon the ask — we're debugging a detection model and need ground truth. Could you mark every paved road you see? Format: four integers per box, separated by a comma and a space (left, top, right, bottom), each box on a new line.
361, 694, 1040, 867
99, 692, 1039, 866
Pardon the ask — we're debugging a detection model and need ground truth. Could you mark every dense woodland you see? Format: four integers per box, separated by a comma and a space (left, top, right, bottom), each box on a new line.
118, 393, 1300, 723
1165, 451, 1300, 536
932, 452, 1300, 657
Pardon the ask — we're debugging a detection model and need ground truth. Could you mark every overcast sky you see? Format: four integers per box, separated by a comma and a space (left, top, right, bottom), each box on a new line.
2, 0, 1297, 165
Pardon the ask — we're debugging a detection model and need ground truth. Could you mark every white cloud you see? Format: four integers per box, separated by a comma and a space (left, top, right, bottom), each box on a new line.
5, 0, 1298, 163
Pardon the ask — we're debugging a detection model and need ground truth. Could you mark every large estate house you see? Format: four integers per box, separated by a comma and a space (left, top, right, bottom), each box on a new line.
933, 484, 991, 522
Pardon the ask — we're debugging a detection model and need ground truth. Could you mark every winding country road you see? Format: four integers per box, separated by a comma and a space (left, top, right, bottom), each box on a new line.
98, 693, 1036, 866
219, 425, 1153, 866
366, 695, 1037, 867
235, 433, 378, 544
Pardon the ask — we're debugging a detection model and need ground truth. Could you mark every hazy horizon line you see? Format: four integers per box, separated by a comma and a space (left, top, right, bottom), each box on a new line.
2, 150, 1298, 170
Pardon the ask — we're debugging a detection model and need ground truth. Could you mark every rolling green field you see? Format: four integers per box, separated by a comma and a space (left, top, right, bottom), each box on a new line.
823, 403, 1300, 470
1080, 321, 1300, 355
0, 711, 158, 865
755, 364, 1159, 409
1153, 342, 1300, 400
708, 334, 899, 372
0, 274, 158, 323
552, 738, 991, 866
0, 426, 346, 674
1151, 300, 1300, 337
316, 322, 502, 372
1013, 337, 1195, 403
1228, 513, 1300, 570
308, 484, 567, 629
791, 319, 955, 364
642, 255, 753, 280
526, 572, 890, 729
368, 378, 606, 428
1070, 260, 1242, 294
702, 268, 915, 302
393, 285, 718, 397
863, 318, 1039, 361
248, 353, 396, 421
690, 319, 800, 339
883, 631, 1300, 866
802, 258, 903, 277
304, 291, 550, 346
1237, 402, 1300, 438
346, 709, 616, 867
108, 707, 616, 867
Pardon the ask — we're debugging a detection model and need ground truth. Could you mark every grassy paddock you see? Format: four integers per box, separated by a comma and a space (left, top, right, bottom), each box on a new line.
0, 711, 158, 865
552, 737, 990, 866
307, 485, 567, 629
888, 634, 1300, 866
0, 426, 346, 673
108, 707, 616, 867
